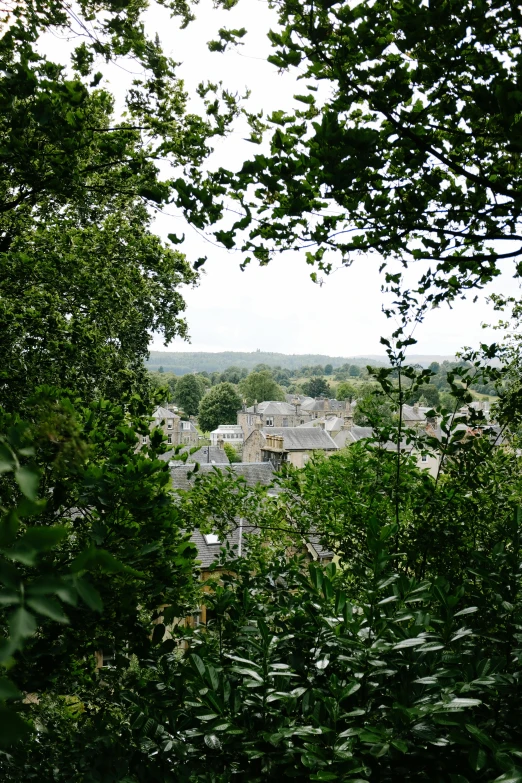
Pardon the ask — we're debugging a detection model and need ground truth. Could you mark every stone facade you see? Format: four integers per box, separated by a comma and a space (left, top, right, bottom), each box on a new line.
238, 398, 353, 439
141, 406, 198, 449
243, 425, 338, 468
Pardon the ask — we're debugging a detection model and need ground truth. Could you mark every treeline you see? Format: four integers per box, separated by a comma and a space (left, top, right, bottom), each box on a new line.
146, 350, 383, 374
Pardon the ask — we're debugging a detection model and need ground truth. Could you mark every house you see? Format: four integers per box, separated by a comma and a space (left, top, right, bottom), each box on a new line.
237, 397, 353, 438
210, 424, 244, 447
141, 406, 199, 450
237, 400, 309, 438
243, 424, 338, 468
170, 462, 334, 624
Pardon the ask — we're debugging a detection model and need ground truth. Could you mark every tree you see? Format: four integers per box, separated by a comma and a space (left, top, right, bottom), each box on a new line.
1, 208, 195, 410
336, 382, 358, 402
348, 365, 361, 377
198, 383, 242, 433
301, 377, 331, 398
324, 363, 333, 375
223, 442, 241, 463
175, 374, 205, 417
239, 370, 286, 406
214, 0, 522, 312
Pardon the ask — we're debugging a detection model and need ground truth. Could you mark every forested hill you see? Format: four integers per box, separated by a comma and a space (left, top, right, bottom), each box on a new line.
146, 351, 385, 374
146, 350, 456, 374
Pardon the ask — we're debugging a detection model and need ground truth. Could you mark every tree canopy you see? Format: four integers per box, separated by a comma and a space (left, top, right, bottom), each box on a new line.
197, 383, 243, 433
211, 0, 522, 313
239, 370, 286, 406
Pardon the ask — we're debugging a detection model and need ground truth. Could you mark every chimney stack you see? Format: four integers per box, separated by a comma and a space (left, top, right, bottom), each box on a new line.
342, 402, 354, 431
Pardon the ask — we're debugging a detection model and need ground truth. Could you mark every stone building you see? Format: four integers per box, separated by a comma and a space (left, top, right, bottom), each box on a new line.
238, 397, 353, 438
243, 425, 338, 468
140, 406, 199, 450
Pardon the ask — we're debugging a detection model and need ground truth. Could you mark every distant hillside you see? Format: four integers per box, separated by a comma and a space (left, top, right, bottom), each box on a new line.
146, 351, 388, 374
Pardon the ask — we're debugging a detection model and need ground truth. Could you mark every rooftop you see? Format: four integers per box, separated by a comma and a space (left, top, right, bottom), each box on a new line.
262, 427, 338, 451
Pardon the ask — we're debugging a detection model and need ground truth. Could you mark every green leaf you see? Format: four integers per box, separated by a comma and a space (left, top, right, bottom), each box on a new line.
9, 607, 37, 640
21, 526, 67, 551
0, 443, 14, 474
0, 706, 30, 745
26, 596, 69, 623
14, 466, 39, 500
469, 746, 487, 772
75, 578, 103, 612
204, 733, 221, 750
0, 677, 21, 700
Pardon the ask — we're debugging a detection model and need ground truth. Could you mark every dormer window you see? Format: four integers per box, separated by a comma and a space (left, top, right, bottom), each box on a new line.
167, 420, 173, 429
266, 417, 274, 426
204, 533, 220, 545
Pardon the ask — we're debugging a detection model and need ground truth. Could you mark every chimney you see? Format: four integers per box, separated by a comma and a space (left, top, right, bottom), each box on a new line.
254, 419, 263, 431
342, 402, 353, 431
324, 398, 330, 412
293, 394, 301, 414
242, 398, 247, 413
413, 403, 419, 415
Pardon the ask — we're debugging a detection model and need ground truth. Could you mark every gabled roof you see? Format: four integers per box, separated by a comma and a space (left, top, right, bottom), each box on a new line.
152, 406, 177, 421
180, 420, 197, 431
297, 416, 345, 433
300, 398, 345, 412
245, 401, 297, 415
262, 427, 338, 451
334, 426, 374, 448
171, 462, 275, 492
401, 404, 426, 422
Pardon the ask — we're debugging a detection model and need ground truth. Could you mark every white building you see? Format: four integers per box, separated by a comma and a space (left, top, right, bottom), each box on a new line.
210, 424, 244, 447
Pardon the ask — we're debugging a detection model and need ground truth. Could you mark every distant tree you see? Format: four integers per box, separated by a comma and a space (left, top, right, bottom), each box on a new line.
239, 371, 286, 406
302, 377, 331, 398
406, 384, 440, 409
198, 383, 242, 433
324, 363, 333, 375
336, 382, 358, 402
219, 366, 246, 384
349, 365, 361, 377
175, 375, 204, 417
159, 366, 164, 374
223, 443, 241, 464
429, 362, 441, 374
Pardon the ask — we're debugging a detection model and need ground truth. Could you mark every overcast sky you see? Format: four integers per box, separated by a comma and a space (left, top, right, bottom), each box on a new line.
45, 1, 521, 359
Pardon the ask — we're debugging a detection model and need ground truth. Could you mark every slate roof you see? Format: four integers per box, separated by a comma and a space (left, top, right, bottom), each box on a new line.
190, 524, 258, 569
245, 401, 297, 415
334, 426, 375, 448
152, 406, 177, 421
262, 427, 338, 451
285, 394, 314, 404
170, 461, 276, 492
297, 417, 345, 433
300, 398, 345, 412
401, 405, 426, 423
159, 445, 229, 464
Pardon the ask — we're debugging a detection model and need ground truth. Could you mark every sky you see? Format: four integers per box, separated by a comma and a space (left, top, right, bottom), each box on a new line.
42, 1, 521, 359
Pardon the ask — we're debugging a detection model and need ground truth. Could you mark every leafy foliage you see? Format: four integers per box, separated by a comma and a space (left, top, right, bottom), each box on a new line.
198, 383, 243, 433
239, 370, 286, 406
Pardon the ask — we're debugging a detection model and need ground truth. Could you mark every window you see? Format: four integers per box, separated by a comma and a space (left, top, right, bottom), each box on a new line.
142, 435, 148, 444
421, 454, 428, 463
266, 417, 274, 426
282, 418, 288, 427
167, 434, 172, 444
99, 649, 115, 668
204, 533, 221, 545
300, 420, 304, 425
167, 420, 173, 429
